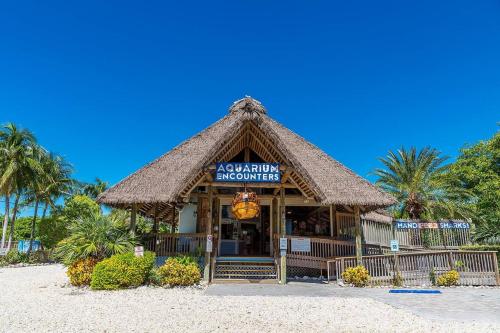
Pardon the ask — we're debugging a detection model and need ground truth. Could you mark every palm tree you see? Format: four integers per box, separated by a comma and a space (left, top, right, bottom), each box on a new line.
374, 146, 472, 220
26, 149, 74, 253
0, 123, 38, 248
82, 178, 108, 199
40, 153, 74, 219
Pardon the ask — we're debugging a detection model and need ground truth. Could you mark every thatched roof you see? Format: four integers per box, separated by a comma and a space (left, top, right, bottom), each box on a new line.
98, 97, 395, 209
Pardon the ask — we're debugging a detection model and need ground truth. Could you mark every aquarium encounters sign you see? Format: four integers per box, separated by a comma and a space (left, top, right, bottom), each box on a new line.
395, 220, 470, 230
215, 163, 281, 183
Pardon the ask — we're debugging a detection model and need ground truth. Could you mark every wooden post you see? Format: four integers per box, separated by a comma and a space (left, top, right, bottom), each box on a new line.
492, 252, 500, 286
269, 198, 274, 254
335, 206, 341, 237
130, 203, 137, 236
171, 205, 176, 232
153, 204, 159, 253
279, 187, 287, 284
203, 185, 213, 282
447, 251, 454, 270
354, 205, 362, 265
329, 204, 336, 237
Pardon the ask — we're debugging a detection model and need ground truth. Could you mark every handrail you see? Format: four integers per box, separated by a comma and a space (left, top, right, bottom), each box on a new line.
143, 232, 206, 256
329, 250, 499, 286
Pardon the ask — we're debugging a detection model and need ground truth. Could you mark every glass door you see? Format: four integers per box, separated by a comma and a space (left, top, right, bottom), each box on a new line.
219, 204, 270, 256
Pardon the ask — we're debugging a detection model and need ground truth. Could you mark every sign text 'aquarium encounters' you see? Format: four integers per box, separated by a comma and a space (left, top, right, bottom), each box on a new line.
215, 163, 281, 183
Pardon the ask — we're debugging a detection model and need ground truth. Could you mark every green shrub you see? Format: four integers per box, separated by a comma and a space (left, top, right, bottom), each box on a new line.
62, 195, 101, 223
55, 213, 136, 265
172, 255, 198, 266
158, 257, 201, 287
0, 249, 47, 266
342, 265, 370, 287
90, 252, 155, 290
392, 272, 403, 287
429, 268, 437, 285
38, 216, 69, 249
437, 270, 460, 286
67, 258, 99, 286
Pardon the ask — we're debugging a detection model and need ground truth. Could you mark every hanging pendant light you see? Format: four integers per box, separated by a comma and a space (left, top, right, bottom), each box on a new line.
232, 187, 260, 220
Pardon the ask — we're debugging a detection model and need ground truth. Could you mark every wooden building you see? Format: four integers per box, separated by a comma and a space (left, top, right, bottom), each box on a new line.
98, 97, 401, 283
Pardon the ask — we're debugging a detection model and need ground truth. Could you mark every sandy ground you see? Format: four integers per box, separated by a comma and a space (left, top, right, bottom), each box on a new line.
0, 264, 498, 333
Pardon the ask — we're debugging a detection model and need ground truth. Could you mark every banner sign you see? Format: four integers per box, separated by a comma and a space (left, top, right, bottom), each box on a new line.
395, 220, 470, 229
291, 238, 311, 252
215, 162, 280, 183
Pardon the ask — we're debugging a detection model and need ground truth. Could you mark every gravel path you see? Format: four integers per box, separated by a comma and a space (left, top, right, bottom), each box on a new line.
1, 265, 498, 332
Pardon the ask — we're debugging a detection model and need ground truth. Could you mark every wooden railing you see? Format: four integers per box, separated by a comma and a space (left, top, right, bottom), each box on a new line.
143, 233, 206, 256
345, 217, 471, 249
328, 251, 499, 286
272, 234, 386, 271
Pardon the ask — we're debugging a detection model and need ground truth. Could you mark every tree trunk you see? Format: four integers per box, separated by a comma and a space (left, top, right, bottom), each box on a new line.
41, 202, 49, 220
7, 193, 20, 250
28, 199, 39, 254
1, 194, 10, 249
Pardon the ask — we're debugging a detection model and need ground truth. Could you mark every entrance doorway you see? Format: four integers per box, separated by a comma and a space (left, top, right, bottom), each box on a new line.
219, 205, 271, 256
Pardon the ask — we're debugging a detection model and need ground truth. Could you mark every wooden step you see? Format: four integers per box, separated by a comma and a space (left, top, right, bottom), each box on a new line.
212, 278, 278, 284
214, 273, 277, 279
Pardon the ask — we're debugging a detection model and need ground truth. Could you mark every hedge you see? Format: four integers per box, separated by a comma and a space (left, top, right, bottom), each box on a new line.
90, 252, 155, 290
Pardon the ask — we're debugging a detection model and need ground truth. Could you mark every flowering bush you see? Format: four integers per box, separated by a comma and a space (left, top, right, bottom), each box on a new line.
342, 265, 371, 287
158, 257, 201, 287
437, 270, 460, 287
67, 258, 99, 286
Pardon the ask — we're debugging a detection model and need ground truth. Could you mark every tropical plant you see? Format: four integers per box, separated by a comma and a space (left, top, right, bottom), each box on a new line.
81, 178, 108, 200
67, 258, 100, 286
448, 130, 499, 243
55, 213, 136, 265
374, 146, 473, 220
341, 265, 370, 287
62, 194, 101, 223
0, 123, 39, 248
157, 257, 201, 287
90, 252, 155, 290
437, 270, 460, 286
25, 149, 74, 253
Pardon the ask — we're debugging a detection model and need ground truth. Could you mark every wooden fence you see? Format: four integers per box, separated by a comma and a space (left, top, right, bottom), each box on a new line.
328, 251, 499, 286
273, 234, 390, 271
336, 214, 471, 249
143, 233, 206, 256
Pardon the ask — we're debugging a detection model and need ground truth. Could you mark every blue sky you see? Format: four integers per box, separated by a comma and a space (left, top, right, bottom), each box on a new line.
1, 0, 499, 186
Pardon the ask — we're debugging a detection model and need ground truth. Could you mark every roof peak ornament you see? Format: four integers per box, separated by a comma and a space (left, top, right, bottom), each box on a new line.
229, 96, 267, 114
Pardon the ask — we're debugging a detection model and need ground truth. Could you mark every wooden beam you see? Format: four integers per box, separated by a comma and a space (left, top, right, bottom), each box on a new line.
279, 186, 287, 284
203, 185, 213, 282
354, 205, 362, 265
130, 203, 137, 236
153, 204, 159, 233
244, 147, 250, 162
286, 175, 313, 199
329, 204, 334, 237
